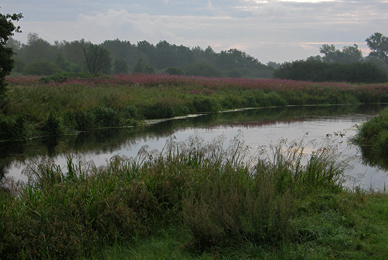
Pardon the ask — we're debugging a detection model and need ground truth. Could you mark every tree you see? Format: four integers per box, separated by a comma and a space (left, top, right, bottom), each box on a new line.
133, 57, 154, 74
366, 32, 388, 64
184, 62, 223, 78
56, 40, 87, 67
137, 40, 157, 67
54, 54, 81, 72
319, 44, 362, 64
23, 61, 62, 76
273, 60, 387, 83
102, 39, 138, 68
166, 66, 184, 75
81, 42, 112, 75
23, 33, 57, 64
0, 12, 23, 98
113, 58, 128, 74
267, 61, 281, 69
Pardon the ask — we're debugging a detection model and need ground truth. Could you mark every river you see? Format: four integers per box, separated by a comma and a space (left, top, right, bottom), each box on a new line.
1, 104, 387, 190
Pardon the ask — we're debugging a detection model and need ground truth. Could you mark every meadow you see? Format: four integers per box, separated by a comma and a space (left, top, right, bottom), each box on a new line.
2, 74, 388, 259
1, 73, 388, 141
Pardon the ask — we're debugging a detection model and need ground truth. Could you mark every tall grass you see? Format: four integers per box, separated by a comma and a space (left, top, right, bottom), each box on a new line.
2, 74, 388, 140
0, 134, 354, 259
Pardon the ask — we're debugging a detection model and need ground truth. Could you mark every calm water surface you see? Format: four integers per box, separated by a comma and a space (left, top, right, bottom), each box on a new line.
1, 105, 388, 190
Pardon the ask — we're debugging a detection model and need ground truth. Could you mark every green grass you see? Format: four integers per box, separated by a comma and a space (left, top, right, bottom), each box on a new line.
2, 136, 388, 259
2, 74, 388, 141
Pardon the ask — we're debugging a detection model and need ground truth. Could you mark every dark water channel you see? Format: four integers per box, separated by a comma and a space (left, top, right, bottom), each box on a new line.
1, 104, 388, 190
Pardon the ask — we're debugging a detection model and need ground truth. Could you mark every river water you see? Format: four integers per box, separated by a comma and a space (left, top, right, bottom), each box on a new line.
1, 104, 388, 190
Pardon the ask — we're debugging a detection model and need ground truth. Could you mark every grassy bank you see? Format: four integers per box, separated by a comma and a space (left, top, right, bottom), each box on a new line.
1, 74, 388, 141
1, 136, 388, 259
352, 107, 388, 169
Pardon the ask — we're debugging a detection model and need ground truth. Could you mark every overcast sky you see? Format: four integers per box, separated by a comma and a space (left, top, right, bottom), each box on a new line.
2, 0, 387, 63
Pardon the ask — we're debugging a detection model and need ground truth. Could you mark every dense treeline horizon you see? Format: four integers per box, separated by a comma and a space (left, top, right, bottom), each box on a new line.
5, 32, 388, 82
6, 33, 274, 79
273, 32, 388, 83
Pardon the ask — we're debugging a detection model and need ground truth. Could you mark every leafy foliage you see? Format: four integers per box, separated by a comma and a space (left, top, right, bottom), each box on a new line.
0, 12, 23, 98
319, 44, 363, 64
82, 42, 112, 75
184, 62, 224, 78
23, 61, 62, 76
274, 60, 387, 83
366, 32, 388, 64
113, 58, 128, 74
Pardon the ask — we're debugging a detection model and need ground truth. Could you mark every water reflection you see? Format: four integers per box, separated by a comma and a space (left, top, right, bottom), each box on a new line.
1, 104, 388, 189
358, 145, 388, 171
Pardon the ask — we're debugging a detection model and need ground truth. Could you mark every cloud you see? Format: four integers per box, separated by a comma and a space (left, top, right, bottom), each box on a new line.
3, 0, 387, 62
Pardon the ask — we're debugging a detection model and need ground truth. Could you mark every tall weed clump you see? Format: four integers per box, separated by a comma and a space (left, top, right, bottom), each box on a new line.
179, 136, 348, 253
182, 165, 294, 251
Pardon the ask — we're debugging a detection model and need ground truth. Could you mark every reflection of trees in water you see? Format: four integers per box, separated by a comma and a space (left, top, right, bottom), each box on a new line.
1, 104, 387, 181
358, 145, 388, 171
0, 164, 8, 181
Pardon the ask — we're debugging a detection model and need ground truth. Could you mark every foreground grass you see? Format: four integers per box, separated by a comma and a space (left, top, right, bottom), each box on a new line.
1, 74, 388, 141
85, 193, 388, 260
2, 136, 388, 259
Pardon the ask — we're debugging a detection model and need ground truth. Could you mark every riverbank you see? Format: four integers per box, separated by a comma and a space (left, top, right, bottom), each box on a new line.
2, 74, 388, 141
352, 107, 388, 170
1, 137, 388, 259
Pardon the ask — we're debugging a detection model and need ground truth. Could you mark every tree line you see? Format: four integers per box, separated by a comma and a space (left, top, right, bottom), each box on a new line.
273, 32, 388, 83
6, 33, 274, 78
2, 10, 388, 85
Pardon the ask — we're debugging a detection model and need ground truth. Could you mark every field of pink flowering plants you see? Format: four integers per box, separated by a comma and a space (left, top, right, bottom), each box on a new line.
1, 73, 388, 141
